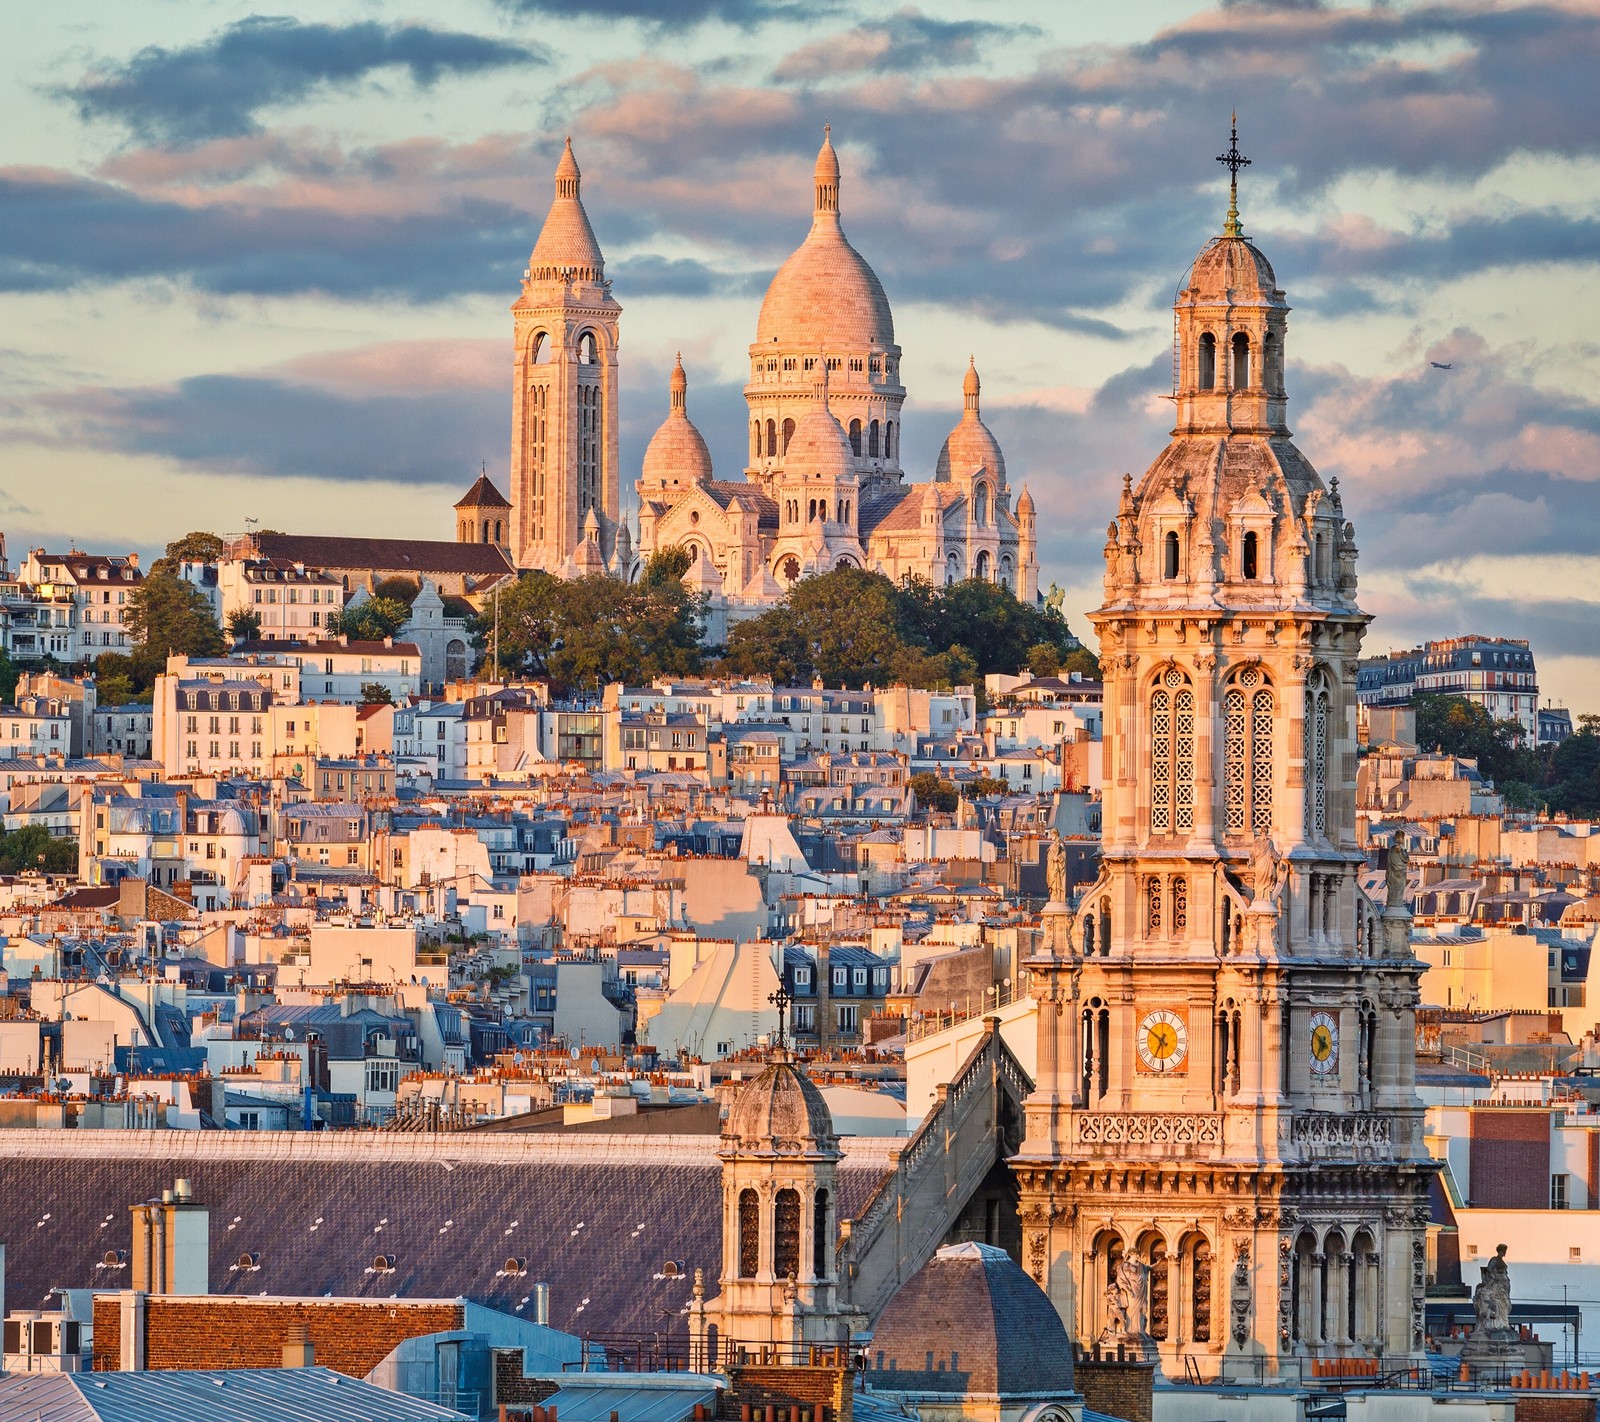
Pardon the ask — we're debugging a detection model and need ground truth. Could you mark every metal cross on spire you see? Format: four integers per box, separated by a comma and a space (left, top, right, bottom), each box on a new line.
768, 982, 793, 1054
1216, 110, 1250, 238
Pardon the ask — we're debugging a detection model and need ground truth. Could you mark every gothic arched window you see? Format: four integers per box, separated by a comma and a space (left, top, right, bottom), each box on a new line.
577, 331, 598, 364
738, 1189, 759, 1277
531, 331, 553, 365
1232, 332, 1250, 388
975, 550, 991, 581
1198, 333, 1216, 390
774, 1188, 800, 1280
849, 419, 862, 457
1223, 668, 1274, 836
1149, 669, 1195, 834
1304, 668, 1332, 838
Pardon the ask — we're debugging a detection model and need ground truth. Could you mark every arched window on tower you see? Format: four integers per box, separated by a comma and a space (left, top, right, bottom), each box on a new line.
782, 418, 796, 455
1198, 333, 1216, 390
765, 420, 777, 458
737, 1189, 759, 1278
1232, 332, 1250, 389
1222, 667, 1275, 836
885, 421, 895, 460
531, 331, 553, 365
1242, 530, 1259, 581
975, 550, 991, 581
868, 420, 880, 457
1163, 530, 1181, 580
813, 1189, 830, 1279
773, 1188, 800, 1280
1304, 668, 1332, 839
577, 331, 598, 365
849, 419, 862, 457
1264, 331, 1281, 391
1150, 669, 1196, 835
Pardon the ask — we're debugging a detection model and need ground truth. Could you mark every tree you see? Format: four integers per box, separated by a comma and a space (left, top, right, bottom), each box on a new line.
0, 824, 77, 874
909, 772, 959, 813
225, 608, 262, 644
474, 572, 564, 678
1060, 647, 1102, 680
1412, 694, 1537, 787
332, 597, 410, 642
1547, 721, 1600, 818
150, 531, 224, 577
359, 682, 394, 706
372, 576, 422, 607
0, 650, 19, 704
125, 570, 224, 666
639, 546, 693, 590
1027, 643, 1061, 677
964, 775, 1011, 799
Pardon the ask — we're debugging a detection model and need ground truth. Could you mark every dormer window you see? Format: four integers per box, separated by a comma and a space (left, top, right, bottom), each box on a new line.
1163, 531, 1181, 580
1242, 531, 1259, 581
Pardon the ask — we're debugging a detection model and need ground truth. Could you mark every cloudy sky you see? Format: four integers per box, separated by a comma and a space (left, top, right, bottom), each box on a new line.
4, 1, 1599, 706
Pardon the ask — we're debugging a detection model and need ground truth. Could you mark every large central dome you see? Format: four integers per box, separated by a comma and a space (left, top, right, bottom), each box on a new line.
754, 128, 894, 349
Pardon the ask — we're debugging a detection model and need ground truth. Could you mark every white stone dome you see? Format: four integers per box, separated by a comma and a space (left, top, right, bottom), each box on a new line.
784, 372, 855, 481
754, 129, 894, 350
641, 355, 712, 486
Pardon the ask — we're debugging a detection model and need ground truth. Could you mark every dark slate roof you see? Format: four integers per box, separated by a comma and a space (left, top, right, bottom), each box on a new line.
0, 1135, 893, 1336
857, 487, 915, 538
865, 1242, 1075, 1396
255, 533, 513, 579
702, 481, 779, 531
455, 473, 512, 509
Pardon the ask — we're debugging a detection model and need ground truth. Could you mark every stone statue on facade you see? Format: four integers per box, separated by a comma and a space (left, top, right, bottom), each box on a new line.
1385, 837, 1410, 910
1249, 834, 1284, 906
1471, 1244, 1513, 1338
1047, 831, 1069, 906
1100, 1252, 1152, 1350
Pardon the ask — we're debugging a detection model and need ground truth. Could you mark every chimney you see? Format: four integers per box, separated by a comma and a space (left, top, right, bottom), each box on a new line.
130, 1178, 210, 1296
533, 1282, 550, 1326
281, 1322, 315, 1369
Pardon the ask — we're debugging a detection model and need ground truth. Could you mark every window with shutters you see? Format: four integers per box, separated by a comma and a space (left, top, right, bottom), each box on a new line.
1149, 669, 1194, 834
1224, 668, 1275, 836
1304, 670, 1332, 839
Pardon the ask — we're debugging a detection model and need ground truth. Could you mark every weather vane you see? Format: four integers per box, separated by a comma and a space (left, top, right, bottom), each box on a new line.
1216, 110, 1250, 238
768, 982, 793, 1053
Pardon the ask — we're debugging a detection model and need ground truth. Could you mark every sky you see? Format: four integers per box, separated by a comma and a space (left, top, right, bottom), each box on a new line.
3, 0, 1599, 709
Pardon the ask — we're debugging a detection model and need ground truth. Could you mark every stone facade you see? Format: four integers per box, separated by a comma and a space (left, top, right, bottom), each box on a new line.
508, 130, 1037, 621
1011, 178, 1434, 1380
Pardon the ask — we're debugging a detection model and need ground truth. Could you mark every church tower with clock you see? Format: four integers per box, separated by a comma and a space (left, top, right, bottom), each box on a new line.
1012, 127, 1433, 1380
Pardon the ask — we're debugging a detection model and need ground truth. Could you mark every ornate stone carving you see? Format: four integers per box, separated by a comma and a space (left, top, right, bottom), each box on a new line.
1076, 1113, 1222, 1146
1230, 1239, 1252, 1346
1277, 1238, 1293, 1346
1193, 650, 1217, 673
1291, 1111, 1393, 1158
1028, 1230, 1048, 1284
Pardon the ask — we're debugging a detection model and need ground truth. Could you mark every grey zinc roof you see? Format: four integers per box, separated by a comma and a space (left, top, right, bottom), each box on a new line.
0, 1367, 470, 1422
0, 1133, 895, 1337
537, 1377, 720, 1422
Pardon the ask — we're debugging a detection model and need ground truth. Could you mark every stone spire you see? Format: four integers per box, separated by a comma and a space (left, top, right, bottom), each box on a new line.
527, 137, 605, 282
963, 355, 980, 414
670, 352, 687, 413
814, 123, 840, 218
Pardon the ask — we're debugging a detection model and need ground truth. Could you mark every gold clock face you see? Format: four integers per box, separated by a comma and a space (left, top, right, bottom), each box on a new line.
1137, 1008, 1189, 1073
1309, 1011, 1339, 1075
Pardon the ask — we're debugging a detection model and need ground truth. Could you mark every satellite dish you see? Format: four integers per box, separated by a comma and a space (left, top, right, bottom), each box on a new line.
570, 1046, 580, 1061
283, 1028, 295, 1041
589, 1058, 600, 1074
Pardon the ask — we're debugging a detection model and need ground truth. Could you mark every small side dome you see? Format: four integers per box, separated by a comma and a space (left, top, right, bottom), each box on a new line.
1016, 484, 1035, 516
723, 1057, 836, 1154
934, 359, 1006, 486
783, 366, 855, 483
867, 1242, 1075, 1397
641, 355, 713, 486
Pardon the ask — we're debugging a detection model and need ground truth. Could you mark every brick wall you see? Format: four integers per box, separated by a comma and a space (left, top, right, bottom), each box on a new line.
722, 1363, 853, 1422
1514, 1397, 1596, 1422
92, 1295, 462, 1378
1074, 1356, 1155, 1422
494, 1348, 562, 1408
1470, 1109, 1550, 1208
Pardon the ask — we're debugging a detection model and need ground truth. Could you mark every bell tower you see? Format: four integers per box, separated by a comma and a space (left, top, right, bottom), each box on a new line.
1011, 123, 1432, 1382
692, 1048, 849, 1361
510, 139, 622, 572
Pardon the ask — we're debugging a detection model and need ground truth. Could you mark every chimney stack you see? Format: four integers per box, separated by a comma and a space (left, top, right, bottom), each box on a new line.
281, 1322, 315, 1369
130, 1178, 210, 1295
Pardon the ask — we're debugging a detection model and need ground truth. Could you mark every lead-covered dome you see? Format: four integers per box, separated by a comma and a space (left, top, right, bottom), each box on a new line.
755, 128, 894, 350
935, 358, 1006, 486
641, 355, 713, 486
723, 1055, 836, 1154
866, 1242, 1076, 1396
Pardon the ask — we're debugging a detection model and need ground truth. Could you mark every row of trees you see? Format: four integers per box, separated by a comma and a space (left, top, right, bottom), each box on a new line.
473, 559, 1094, 693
